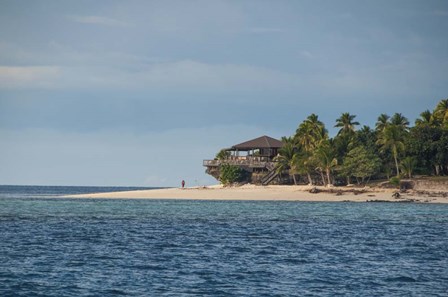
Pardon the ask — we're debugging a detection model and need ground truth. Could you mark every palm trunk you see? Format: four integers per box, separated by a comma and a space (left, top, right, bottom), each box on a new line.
394, 154, 400, 177
307, 172, 313, 185
326, 168, 331, 186
435, 165, 440, 176
292, 173, 297, 185
319, 170, 326, 185
392, 145, 400, 177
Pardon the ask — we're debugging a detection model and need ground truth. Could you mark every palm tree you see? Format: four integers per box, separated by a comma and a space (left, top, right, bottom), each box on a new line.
335, 112, 360, 136
376, 125, 405, 176
308, 114, 328, 142
293, 114, 329, 185
400, 157, 417, 179
375, 113, 390, 132
434, 99, 448, 126
295, 150, 315, 185
415, 110, 436, 127
390, 113, 410, 132
314, 140, 338, 186
275, 137, 299, 184
295, 114, 327, 151
356, 125, 377, 149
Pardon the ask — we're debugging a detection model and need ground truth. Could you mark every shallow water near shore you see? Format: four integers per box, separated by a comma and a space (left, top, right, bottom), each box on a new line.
1, 186, 448, 296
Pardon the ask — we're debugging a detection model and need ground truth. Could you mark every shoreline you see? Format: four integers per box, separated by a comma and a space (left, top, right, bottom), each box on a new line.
63, 184, 448, 203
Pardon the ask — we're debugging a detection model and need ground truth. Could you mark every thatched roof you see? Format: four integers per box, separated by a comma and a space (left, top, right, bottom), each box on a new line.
230, 135, 283, 150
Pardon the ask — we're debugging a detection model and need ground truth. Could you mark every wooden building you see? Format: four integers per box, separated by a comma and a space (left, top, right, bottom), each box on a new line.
203, 135, 284, 185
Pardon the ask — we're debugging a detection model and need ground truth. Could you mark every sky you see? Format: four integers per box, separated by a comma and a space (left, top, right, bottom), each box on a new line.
1, 0, 447, 187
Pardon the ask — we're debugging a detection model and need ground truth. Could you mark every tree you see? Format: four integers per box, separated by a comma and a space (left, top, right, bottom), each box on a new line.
314, 140, 338, 186
341, 146, 381, 184
390, 113, 410, 132
355, 126, 378, 154
434, 130, 448, 175
294, 114, 328, 184
405, 125, 442, 175
333, 132, 354, 166
294, 114, 327, 151
275, 137, 299, 184
434, 99, 448, 127
415, 110, 437, 127
216, 149, 230, 160
400, 157, 417, 179
375, 113, 390, 132
219, 164, 246, 185
376, 125, 405, 177
294, 149, 315, 185
335, 112, 360, 136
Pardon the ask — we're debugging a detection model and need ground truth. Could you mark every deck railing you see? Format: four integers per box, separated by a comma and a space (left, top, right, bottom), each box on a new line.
203, 156, 275, 168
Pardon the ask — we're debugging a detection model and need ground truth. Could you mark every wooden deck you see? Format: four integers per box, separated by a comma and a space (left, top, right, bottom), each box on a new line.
203, 157, 275, 169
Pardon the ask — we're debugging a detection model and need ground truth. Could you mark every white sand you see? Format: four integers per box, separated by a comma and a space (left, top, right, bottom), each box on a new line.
64, 184, 448, 203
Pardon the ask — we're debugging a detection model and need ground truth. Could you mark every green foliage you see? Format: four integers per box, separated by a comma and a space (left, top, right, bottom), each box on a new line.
341, 146, 381, 184
355, 126, 378, 154
415, 110, 438, 127
375, 113, 390, 132
333, 132, 354, 164
335, 112, 359, 136
376, 123, 407, 176
389, 176, 400, 187
400, 157, 417, 178
215, 149, 230, 160
405, 125, 448, 175
294, 114, 327, 152
390, 113, 410, 131
219, 164, 246, 185
275, 137, 299, 184
314, 139, 338, 185
434, 99, 448, 127
211, 98, 448, 185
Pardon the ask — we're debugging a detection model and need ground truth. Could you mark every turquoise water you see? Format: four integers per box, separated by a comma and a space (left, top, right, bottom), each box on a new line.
1, 186, 448, 296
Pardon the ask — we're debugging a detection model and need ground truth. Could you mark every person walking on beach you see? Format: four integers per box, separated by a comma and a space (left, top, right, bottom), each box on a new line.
181, 180, 185, 189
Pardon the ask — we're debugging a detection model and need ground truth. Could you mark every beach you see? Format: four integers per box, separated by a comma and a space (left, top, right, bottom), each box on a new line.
64, 184, 448, 203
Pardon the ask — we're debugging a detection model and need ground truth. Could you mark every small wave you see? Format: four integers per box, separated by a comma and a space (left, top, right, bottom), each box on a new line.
385, 276, 417, 282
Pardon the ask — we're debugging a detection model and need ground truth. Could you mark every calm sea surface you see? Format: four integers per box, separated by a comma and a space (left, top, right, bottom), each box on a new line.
0, 186, 447, 296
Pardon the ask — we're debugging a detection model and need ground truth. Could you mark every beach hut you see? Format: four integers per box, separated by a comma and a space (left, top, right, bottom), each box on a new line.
203, 135, 283, 185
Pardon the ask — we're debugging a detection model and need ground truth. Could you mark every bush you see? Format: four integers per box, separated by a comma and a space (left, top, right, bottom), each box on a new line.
219, 164, 246, 185
215, 149, 231, 160
389, 176, 400, 187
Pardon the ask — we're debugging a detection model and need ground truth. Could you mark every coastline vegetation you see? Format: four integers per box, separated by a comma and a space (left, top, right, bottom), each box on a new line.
275, 99, 448, 186
219, 164, 247, 186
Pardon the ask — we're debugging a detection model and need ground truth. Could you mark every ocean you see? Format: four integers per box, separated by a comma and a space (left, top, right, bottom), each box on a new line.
0, 186, 447, 296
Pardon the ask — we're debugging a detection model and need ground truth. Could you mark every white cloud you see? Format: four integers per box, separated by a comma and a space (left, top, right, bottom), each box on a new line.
245, 27, 284, 33
0, 66, 60, 89
68, 15, 131, 27
133, 1, 245, 34
300, 51, 314, 59
135, 60, 299, 90
0, 60, 301, 91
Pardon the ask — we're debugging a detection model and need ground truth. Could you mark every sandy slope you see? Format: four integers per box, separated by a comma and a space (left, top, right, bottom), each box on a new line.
64, 184, 448, 203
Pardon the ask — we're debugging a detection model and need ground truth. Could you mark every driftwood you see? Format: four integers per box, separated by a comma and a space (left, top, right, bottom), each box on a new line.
367, 199, 416, 203
309, 187, 320, 194
412, 190, 448, 198
309, 187, 368, 195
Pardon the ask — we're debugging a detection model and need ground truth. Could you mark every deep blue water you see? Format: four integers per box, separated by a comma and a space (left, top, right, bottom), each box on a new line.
0, 186, 448, 296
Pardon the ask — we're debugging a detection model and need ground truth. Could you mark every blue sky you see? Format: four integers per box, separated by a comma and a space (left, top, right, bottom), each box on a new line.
1, 0, 447, 186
